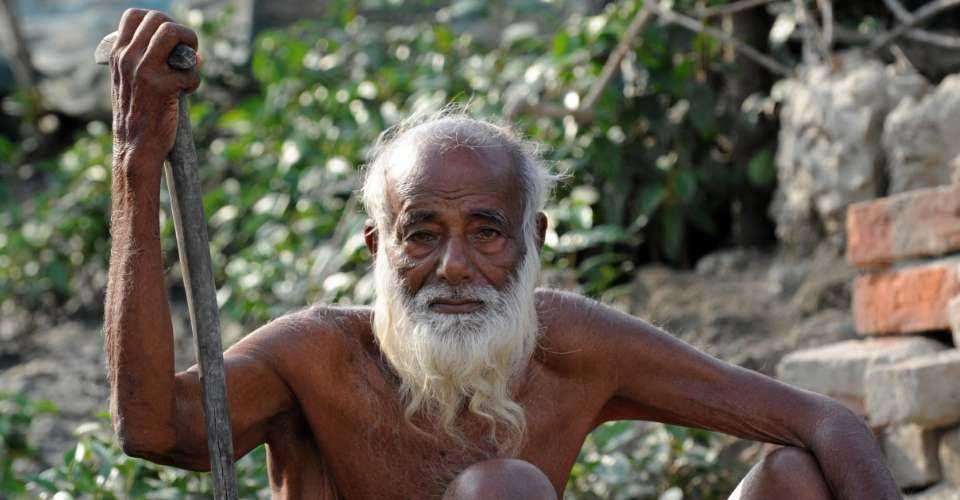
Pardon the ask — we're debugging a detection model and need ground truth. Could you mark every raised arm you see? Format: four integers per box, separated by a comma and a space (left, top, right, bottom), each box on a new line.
103, 9, 293, 470
563, 293, 898, 500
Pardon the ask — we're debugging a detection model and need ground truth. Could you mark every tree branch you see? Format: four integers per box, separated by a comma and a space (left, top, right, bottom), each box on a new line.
879, 0, 960, 48
696, 0, 776, 19
647, 2, 790, 76
815, 0, 834, 56
870, 0, 960, 51
0, 0, 37, 88
579, 4, 653, 112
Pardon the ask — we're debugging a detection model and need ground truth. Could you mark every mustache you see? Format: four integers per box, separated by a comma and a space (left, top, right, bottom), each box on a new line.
409, 281, 502, 309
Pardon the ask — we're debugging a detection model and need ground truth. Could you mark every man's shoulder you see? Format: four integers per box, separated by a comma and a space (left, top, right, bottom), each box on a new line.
534, 288, 622, 363
230, 304, 373, 367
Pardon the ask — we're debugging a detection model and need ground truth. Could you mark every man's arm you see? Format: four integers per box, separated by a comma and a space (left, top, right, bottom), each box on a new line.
559, 292, 898, 500
104, 8, 293, 470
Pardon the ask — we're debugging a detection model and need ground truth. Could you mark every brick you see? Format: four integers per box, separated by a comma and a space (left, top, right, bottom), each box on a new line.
853, 258, 960, 335
847, 184, 960, 267
943, 427, 960, 487
950, 296, 960, 348
777, 338, 945, 415
883, 424, 942, 489
866, 351, 960, 428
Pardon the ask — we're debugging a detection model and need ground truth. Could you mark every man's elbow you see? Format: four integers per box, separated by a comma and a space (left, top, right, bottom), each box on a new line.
115, 427, 212, 471
114, 419, 175, 458
809, 396, 879, 451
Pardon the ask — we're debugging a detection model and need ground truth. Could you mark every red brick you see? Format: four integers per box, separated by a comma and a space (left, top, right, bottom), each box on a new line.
846, 184, 960, 268
853, 259, 960, 335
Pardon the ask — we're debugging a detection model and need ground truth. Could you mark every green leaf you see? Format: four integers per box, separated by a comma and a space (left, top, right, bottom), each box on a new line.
747, 149, 776, 187
660, 203, 684, 262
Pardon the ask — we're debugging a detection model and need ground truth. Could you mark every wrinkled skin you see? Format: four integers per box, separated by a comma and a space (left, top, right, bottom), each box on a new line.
103, 10, 899, 499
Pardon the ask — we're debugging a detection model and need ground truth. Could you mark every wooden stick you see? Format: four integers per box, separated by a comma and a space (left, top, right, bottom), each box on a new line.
95, 33, 238, 500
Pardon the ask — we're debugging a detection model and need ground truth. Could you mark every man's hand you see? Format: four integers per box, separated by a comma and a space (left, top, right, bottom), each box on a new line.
109, 8, 200, 185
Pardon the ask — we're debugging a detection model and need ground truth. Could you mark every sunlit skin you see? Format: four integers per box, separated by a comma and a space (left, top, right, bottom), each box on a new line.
103, 9, 900, 499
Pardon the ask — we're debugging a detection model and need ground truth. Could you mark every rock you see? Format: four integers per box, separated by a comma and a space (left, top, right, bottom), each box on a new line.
853, 258, 960, 335
942, 427, 960, 487
771, 50, 929, 252
906, 483, 960, 500
949, 296, 960, 348
776, 337, 945, 415
866, 351, 960, 428
951, 155, 960, 184
884, 75, 960, 194
882, 424, 942, 489
846, 184, 960, 268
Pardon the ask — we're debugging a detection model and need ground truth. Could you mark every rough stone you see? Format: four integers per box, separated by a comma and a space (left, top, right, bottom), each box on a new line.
771, 51, 929, 249
907, 483, 960, 500
866, 351, 960, 428
883, 424, 942, 489
884, 75, 960, 194
942, 427, 960, 487
776, 337, 945, 415
951, 154, 960, 184
950, 296, 960, 348
771, 50, 928, 251
846, 184, 960, 268
853, 258, 960, 335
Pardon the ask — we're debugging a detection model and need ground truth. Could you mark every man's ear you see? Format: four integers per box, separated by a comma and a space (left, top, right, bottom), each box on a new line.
535, 212, 548, 251
364, 219, 378, 256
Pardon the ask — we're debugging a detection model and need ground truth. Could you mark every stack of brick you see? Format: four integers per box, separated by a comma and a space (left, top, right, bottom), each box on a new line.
776, 182, 960, 498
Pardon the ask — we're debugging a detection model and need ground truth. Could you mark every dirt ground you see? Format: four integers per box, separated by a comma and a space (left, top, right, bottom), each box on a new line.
628, 245, 859, 375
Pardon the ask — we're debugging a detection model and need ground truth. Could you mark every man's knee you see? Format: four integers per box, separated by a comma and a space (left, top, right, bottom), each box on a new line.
443, 458, 557, 500
737, 446, 831, 500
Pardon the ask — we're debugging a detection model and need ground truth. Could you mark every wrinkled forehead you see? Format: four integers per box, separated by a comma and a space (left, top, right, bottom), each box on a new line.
382, 131, 522, 220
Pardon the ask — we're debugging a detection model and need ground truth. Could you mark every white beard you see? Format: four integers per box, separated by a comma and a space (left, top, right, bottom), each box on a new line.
371, 231, 541, 453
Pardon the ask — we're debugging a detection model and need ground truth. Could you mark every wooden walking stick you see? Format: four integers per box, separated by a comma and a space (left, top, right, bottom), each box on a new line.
95, 32, 239, 499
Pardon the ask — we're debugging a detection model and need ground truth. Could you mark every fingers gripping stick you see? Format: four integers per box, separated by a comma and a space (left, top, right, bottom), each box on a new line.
94, 31, 197, 69
96, 30, 238, 500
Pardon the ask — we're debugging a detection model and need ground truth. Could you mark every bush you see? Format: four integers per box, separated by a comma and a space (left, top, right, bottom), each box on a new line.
0, 0, 777, 325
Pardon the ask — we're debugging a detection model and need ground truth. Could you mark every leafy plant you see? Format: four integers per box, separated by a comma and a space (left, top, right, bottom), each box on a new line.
566, 421, 748, 500
0, 0, 780, 328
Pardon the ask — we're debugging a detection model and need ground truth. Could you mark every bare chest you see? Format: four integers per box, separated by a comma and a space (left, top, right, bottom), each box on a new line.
282, 348, 602, 499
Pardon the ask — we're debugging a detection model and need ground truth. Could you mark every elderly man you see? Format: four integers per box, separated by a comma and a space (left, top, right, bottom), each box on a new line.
104, 9, 898, 499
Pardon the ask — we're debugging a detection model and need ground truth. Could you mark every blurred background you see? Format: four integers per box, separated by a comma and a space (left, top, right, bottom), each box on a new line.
2, 0, 960, 498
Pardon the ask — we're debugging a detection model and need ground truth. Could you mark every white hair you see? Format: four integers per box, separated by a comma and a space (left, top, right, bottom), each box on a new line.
361, 109, 560, 452
361, 108, 560, 238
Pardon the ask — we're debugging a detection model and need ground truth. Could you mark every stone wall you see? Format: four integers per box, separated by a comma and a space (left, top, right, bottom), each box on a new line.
777, 180, 960, 497
772, 51, 960, 253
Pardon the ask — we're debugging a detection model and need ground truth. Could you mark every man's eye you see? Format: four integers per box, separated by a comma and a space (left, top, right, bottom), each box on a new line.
407, 232, 436, 243
475, 228, 501, 241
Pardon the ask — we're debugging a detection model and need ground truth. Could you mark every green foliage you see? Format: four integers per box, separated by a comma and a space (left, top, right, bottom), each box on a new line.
0, 393, 58, 495
0, 0, 774, 326
566, 421, 748, 500
0, 393, 269, 498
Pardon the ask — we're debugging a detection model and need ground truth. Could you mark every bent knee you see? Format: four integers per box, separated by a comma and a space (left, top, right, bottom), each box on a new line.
762, 446, 822, 480
443, 458, 557, 500
740, 446, 830, 500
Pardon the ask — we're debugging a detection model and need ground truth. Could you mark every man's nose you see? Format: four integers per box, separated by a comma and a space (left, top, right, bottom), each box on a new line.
437, 236, 475, 285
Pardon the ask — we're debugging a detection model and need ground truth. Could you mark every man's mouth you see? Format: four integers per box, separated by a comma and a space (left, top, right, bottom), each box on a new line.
428, 299, 484, 314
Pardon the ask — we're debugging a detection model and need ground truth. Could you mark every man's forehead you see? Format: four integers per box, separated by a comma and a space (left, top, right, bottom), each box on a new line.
383, 137, 521, 218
